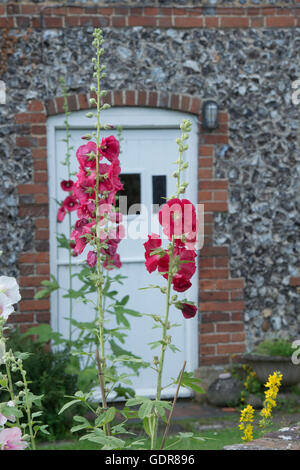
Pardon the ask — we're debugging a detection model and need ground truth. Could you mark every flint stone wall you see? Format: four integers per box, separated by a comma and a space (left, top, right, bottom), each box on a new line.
0, 13, 299, 349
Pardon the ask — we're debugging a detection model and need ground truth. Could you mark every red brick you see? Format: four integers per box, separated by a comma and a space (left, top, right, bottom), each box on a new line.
32, 149, 47, 159
213, 191, 227, 201
231, 332, 246, 343
204, 202, 228, 212
18, 184, 48, 195
200, 291, 229, 301
112, 16, 127, 27
148, 91, 158, 107
198, 160, 213, 172
8, 314, 34, 324
199, 145, 214, 156
200, 301, 245, 312
137, 90, 147, 106
34, 172, 48, 184
202, 312, 230, 323
35, 218, 49, 229
44, 17, 63, 28
215, 257, 228, 267
19, 276, 49, 287
128, 16, 156, 27
205, 17, 219, 28
251, 17, 264, 28
16, 137, 38, 148
181, 95, 191, 111
34, 194, 49, 204
157, 17, 173, 27
200, 345, 215, 355
266, 16, 295, 27
216, 323, 244, 333
201, 246, 228, 257
199, 269, 229, 280
220, 17, 249, 28
20, 299, 50, 312
200, 180, 228, 190
200, 333, 230, 344
125, 90, 136, 106
216, 279, 244, 290
36, 312, 51, 323
199, 323, 214, 333
217, 343, 245, 354
202, 135, 228, 145
290, 277, 300, 287
31, 125, 47, 135
35, 230, 49, 240
19, 253, 49, 263
174, 17, 203, 28
27, 100, 44, 112
199, 280, 215, 290
36, 264, 50, 275
33, 161, 48, 171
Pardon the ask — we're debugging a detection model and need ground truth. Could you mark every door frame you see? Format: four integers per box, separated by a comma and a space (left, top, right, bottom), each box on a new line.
47, 106, 199, 387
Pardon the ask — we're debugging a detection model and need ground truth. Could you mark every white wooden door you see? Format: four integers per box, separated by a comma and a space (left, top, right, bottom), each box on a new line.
47, 107, 198, 399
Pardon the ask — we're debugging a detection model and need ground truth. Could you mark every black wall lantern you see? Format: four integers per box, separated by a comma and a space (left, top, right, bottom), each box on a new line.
202, 100, 219, 131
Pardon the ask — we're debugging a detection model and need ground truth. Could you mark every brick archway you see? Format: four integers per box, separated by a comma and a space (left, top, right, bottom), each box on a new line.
15, 89, 245, 367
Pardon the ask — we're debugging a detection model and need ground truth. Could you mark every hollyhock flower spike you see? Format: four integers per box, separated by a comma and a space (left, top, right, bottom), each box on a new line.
141, 119, 200, 450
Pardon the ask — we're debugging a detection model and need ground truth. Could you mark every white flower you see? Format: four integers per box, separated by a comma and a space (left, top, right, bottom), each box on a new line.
0, 276, 21, 305
0, 413, 7, 426
0, 293, 14, 321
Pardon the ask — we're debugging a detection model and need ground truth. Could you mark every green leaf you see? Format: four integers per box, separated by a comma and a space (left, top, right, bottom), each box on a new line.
125, 396, 148, 407
80, 433, 125, 450
58, 399, 81, 415
138, 400, 153, 420
176, 372, 205, 394
95, 407, 116, 426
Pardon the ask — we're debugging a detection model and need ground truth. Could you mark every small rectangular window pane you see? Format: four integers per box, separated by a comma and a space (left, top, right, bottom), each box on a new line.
117, 173, 141, 215
152, 175, 166, 211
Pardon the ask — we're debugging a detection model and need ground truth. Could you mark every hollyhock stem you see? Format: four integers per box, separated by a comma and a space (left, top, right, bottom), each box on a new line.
60, 77, 73, 342
19, 364, 36, 450
93, 29, 108, 423
151, 237, 175, 450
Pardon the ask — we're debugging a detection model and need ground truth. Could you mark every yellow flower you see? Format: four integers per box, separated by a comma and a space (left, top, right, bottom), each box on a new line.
242, 424, 253, 441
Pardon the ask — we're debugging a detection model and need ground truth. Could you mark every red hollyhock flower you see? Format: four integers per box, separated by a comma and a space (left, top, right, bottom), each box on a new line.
174, 241, 196, 280
172, 274, 192, 293
87, 251, 97, 268
63, 195, 79, 212
57, 205, 66, 222
180, 303, 197, 319
76, 141, 99, 170
159, 198, 197, 240
60, 180, 74, 192
99, 136, 120, 162
144, 234, 163, 274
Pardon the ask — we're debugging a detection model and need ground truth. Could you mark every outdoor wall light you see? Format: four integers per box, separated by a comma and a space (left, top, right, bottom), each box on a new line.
202, 100, 219, 131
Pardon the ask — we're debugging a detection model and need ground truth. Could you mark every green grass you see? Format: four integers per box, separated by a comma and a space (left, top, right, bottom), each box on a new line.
37, 420, 280, 451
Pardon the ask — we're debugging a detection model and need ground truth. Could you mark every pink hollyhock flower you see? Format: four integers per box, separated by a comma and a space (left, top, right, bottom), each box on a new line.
77, 201, 96, 219
159, 198, 197, 240
0, 427, 27, 450
57, 205, 66, 222
62, 195, 79, 212
60, 179, 74, 192
99, 136, 120, 162
179, 303, 197, 319
172, 274, 192, 293
76, 141, 99, 169
87, 251, 97, 268
104, 253, 122, 270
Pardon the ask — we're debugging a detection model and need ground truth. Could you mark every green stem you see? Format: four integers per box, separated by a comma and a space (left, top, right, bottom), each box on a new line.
5, 362, 20, 427
151, 238, 175, 450
20, 366, 35, 450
